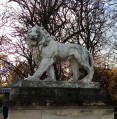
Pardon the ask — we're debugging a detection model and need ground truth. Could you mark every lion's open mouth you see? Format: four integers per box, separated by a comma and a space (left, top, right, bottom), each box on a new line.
30, 41, 37, 45
30, 37, 37, 41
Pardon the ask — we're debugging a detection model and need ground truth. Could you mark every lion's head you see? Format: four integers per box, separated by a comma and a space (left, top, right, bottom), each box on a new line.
26, 25, 42, 46
26, 25, 55, 47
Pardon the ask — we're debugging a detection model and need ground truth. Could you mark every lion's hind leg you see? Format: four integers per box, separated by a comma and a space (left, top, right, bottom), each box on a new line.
80, 63, 94, 83
47, 65, 56, 81
69, 58, 80, 81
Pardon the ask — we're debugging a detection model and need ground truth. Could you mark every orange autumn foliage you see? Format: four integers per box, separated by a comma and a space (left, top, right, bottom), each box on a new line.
94, 67, 117, 100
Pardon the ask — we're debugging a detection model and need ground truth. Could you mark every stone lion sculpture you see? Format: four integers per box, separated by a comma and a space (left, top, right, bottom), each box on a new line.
25, 25, 94, 83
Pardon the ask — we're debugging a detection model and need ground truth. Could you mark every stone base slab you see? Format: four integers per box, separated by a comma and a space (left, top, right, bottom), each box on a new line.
8, 86, 115, 119
21, 80, 100, 88
8, 108, 114, 119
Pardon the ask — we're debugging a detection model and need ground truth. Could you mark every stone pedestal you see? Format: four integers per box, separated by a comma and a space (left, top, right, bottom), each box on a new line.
8, 81, 115, 119
21, 80, 100, 88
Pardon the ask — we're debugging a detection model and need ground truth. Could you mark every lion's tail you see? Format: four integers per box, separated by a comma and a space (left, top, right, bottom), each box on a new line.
88, 51, 94, 67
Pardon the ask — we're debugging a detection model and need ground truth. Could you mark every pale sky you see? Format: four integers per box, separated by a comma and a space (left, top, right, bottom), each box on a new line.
0, 0, 20, 62
0, 0, 18, 9
0, 0, 8, 4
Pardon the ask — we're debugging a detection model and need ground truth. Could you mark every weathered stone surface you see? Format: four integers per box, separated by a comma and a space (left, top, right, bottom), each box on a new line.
9, 87, 113, 106
8, 85, 115, 119
9, 110, 42, 119
8, 108, 114, 119
21, 80, 100, 88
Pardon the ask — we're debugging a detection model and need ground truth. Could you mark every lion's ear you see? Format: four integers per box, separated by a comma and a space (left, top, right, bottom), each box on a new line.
35, 24, 39, 27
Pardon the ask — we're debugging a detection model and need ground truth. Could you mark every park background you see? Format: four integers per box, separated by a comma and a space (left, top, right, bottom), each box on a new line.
0, 0, 117, 100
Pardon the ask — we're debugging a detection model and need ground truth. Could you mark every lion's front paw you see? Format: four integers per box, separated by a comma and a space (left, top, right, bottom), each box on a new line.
24, 76, 39, 80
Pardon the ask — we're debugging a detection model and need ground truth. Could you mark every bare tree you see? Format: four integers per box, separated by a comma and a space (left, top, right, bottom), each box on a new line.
0, 0, 109, 83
